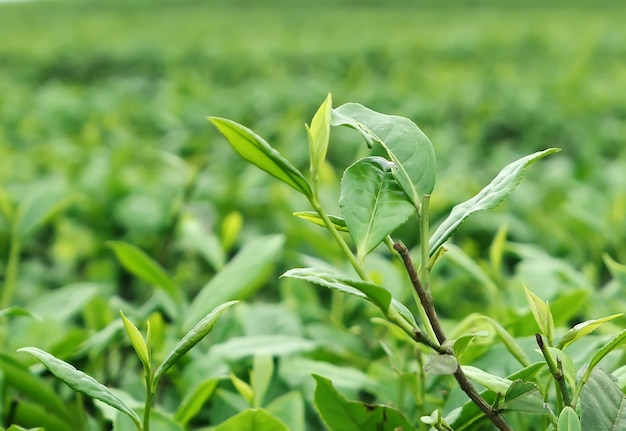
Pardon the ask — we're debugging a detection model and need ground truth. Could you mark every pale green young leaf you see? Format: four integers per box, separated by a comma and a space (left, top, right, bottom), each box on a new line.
0, 306, 39, 320
212, 408, 289, 431
558, 313, 623, 350
153, 300, 237, 384
524, 284, 555, 344
461, 365, 512, 394
231, 373, 254, 406
307, 93, 332, 182
107, 241, 178, 303
292, 211, 348, 232
17, 347, 141, 427
119, 311, 150, 370
251, 354, 274, 408
429, 148, 560, 255
583, 328, 626, 384
546, 347, 577, 390
265, 391, 305, 431
452, 331, 489, 358
332, 103, 436, 207
209, 117, 312, 198
558, 406, 581, 431
340, 156, 414, 259
489, 223, 508, 274
313, 374, 413, 431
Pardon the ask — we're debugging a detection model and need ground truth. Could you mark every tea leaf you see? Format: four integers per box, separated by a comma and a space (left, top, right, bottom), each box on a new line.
307, 93, 332, 183
424, 354, 458, 375
580, 368, 626, 431
175, 378, 221, 425
340, 156, 414, 259
558, 313, 623, 350
292, 211, 348, 232
120, 311, 150, 370
153, 300, 237, 384
429, 148, 559, 255
523, 285, 555, 344
16, 347, 141, 427
461, 365, 512, 394
231, 373, 254, 406
209, 117, 312, 198
313, 374, 413, 431
501, 380, 548, 415
558, 406, 581, 431
212, 408, 289, 431
332, 103, 436, 207
583, 328, 626, 384
107, 241, 178, 304
251, 354, 274, 408
603, 254, 626, 289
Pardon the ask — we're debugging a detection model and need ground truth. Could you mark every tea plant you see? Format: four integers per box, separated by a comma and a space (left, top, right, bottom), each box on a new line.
210, 94, 626, 430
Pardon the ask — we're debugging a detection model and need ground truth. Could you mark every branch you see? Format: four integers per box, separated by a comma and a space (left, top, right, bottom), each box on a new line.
394, 240, 512, 431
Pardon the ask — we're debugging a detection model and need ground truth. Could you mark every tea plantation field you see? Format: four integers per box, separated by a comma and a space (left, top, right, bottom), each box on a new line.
1, 1, 625, 430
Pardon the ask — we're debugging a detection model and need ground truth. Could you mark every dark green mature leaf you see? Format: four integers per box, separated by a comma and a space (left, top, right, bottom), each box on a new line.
340, 156, 414, 259
282, 267, 417, 327
332, 103, 436, 207
501, 380, 548, 414
558, 406, 581, 431
17, 348, 141, 428
580, 368, 626, 431
184, 235, 283, 330
558, 313, 623, 350
0, 354, 71, 424
307, 93, 332, 183
292, 211, 348, 232
107, 241, 178, 303
212, 408, 289, 431
313, 374, 412, 431
429, 148, 559, 255
209, 117, 312, 198
153, 301, 237, 384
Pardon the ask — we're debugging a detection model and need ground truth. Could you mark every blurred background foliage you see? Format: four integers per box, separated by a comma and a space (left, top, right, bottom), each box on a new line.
0, 0, 626, 429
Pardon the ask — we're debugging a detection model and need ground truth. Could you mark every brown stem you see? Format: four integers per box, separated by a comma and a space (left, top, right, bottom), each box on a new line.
394, 240, 512, 431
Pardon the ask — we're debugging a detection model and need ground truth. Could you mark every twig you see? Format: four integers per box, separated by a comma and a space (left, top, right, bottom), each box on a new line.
394, 240, 513, 431
536, 334, 572, 407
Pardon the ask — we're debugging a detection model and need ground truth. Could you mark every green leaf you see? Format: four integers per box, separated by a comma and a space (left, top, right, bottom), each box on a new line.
265, 391, 305, 431
580, 368, 626, 431
603, 254, 626, 289
153, 300, 237, 384
332, 103, 436, 207
580, 328, 626, 388
13, 187, 73, 239
340, 156, 414, 259
212, 408, 289, 431
0, 353, 71, 424
482, 315, 532, 367
282, 267, 417, 328
231, 373, 254, 406
120, 311, 150, 370
307, 93, 332, 182
0, 306, 39, 320
524, 284, 555, 344
558, 313, 623, 350
184, 234, 283, 330
461, 366, 512, 394
558, 406, 581, 431
429, 148, 559, 255
546, 347, 577, 391
107, 241, 178, 304
114, 408, 184, 431
209, 117, 312, 198
452, 331, 489, 358
313, 374, 413, 431
501, 380, 548, 415
424, 354, 458, 375
17, 347, 141, 428
210, 335, 317, 361
174, 377, 221, 425
251, 354, 274, 408
282, 267, 391, 312
292, 211, 348, 232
